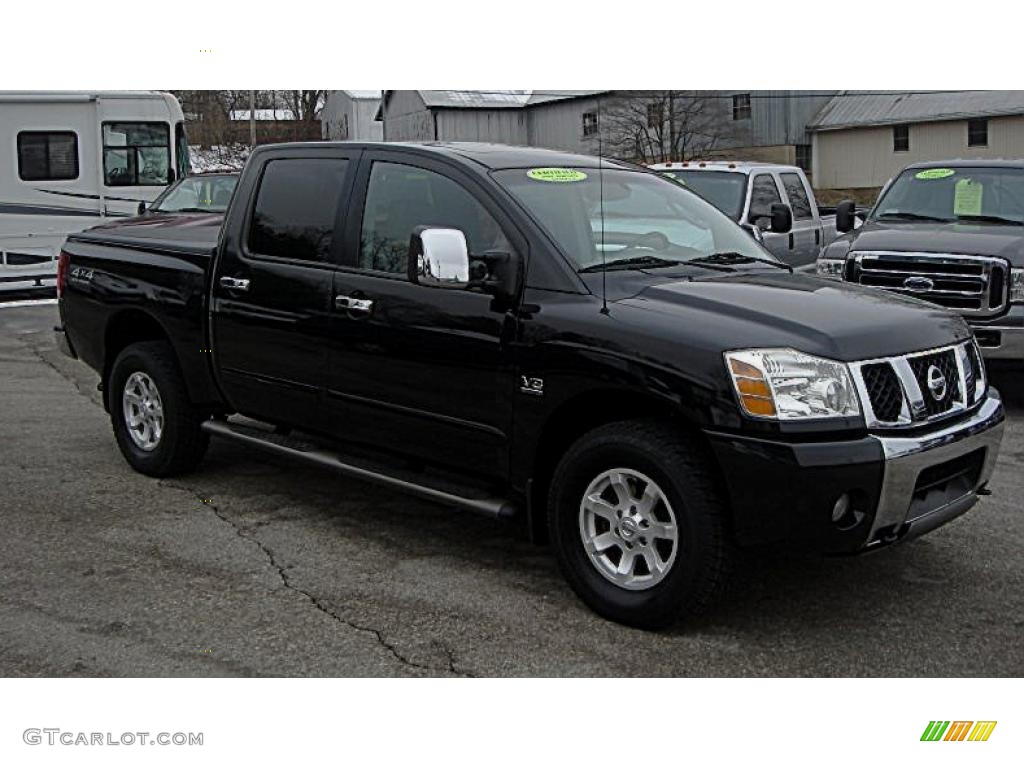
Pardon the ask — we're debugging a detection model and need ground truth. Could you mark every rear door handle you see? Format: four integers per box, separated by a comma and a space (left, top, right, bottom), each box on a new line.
220, 276, 250, 291
335, 295, 373, 313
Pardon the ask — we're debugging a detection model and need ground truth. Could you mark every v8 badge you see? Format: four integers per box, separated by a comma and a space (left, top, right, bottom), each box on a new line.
520, 376, 544, 396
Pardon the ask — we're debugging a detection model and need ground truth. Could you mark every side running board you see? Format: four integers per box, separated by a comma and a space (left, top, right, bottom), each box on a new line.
200, 419, 517, 520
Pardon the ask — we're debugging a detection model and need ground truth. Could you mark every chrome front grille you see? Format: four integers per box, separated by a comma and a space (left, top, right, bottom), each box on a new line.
851, 341, 987, 428
850, 252, 1009, 317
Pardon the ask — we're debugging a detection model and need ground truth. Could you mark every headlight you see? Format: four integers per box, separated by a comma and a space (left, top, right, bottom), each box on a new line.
725, 348, 861, 420
816, 258, 845, 280
1011, 267, 1023, 303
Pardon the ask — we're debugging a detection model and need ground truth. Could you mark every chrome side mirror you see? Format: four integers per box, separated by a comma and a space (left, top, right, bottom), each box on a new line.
407, 227, 471, 289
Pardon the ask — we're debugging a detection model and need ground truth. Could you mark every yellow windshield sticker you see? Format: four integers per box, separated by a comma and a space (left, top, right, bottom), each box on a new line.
954, 178, 983, 216
915, 168, 955, 180
527, 168, 588, 183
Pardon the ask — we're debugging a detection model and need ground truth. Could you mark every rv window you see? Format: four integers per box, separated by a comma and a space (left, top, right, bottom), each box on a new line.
17, 132, 79, 181
102, 122, 171, 186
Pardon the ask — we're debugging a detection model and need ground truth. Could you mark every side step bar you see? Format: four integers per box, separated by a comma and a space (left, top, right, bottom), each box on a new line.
201, 419, 517, 520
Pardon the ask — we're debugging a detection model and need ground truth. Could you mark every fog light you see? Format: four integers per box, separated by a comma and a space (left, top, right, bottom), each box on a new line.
832, 493, 851, 523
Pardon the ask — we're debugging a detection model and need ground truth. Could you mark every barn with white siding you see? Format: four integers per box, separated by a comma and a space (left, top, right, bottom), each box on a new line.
809, 91, 1024, 191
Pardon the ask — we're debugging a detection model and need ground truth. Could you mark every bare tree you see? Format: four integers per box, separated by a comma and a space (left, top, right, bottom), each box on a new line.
591, 91, 743, 164
281, 90, 326, 123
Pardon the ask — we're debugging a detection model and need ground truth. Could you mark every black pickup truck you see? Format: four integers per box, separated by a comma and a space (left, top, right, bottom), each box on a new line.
821, 160, 1024, 366
56, 142, 1005, 628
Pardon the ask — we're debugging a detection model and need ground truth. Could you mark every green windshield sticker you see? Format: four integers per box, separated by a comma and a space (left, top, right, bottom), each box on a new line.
527, 168, 588, 183
915, 168, 955, 180
954, 178, 983, 216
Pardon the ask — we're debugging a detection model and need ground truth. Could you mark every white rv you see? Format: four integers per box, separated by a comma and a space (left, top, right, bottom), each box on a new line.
0, 91, 190, 286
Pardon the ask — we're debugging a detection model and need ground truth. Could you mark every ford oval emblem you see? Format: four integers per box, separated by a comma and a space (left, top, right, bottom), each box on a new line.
903, 276, 935, 293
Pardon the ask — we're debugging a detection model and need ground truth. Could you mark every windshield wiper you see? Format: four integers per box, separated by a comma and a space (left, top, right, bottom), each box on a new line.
579, 255, 683, 272
171, 207, 217, 213
687, 251, 793, 273
955, 214, 1023, 226
875, 211, 953, 223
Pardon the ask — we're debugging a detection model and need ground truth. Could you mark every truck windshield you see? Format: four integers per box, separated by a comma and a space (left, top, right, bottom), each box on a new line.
151, 174, 238, 213
656, 170, 747, 220
494, 167, 768, 271
872, 166, 1024, 225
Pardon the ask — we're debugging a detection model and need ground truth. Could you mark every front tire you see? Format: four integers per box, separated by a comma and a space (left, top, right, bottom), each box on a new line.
548, 420, 734, 629
108, 341, 209, 477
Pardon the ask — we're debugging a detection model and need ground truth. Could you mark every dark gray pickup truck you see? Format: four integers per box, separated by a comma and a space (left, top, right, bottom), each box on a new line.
819, 160, 1024, 366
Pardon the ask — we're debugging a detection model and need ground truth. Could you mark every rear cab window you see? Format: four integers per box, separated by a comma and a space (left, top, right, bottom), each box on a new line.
248, 158, 350, 262
780, 172, 813, 219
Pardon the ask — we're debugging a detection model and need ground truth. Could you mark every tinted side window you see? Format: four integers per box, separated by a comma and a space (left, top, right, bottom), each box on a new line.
749, 174, 782, 219
359, 161, 511, 274
780, 173, 813, 219
17, 132, 79, 181
249, 158, 349, 262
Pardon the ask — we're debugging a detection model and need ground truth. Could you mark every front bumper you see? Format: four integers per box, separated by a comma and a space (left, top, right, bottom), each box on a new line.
705, 389, 1005, 553
970, 305, 1024, 363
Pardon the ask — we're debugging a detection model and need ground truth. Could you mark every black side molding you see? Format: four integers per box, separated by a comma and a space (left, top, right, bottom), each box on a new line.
201, 419, 517, 520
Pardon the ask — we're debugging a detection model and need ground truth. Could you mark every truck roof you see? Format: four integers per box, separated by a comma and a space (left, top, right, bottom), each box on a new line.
649, 160, 803, 176
252, 141, 640, 172
903, 158, 1024, 170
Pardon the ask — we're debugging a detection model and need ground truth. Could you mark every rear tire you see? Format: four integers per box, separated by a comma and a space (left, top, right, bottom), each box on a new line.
548, 420, 735, 629
108, 341, 208, 477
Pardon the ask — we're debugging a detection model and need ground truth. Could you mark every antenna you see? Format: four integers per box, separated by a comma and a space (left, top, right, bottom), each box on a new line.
598, 94, 609, 315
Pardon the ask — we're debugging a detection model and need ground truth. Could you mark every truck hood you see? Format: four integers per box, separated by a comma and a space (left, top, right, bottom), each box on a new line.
845, 220, 1024, 263
618, 272, 970, 362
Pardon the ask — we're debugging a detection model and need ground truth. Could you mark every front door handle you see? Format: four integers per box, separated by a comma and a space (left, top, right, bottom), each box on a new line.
220, 276, 250, 291
335, 295, 373, 313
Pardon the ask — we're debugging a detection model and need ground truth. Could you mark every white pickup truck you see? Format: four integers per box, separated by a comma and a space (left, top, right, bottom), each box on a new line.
650, 161, 844, 270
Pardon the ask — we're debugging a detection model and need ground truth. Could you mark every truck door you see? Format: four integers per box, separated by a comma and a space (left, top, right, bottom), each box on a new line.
778, 171, 819, 269
324, 152, 520, 481
748, 173, 788, 261
210, 149, 357, 431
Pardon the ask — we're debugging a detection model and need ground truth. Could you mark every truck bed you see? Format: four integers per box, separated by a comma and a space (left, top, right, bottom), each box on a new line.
68, 212, 223, 257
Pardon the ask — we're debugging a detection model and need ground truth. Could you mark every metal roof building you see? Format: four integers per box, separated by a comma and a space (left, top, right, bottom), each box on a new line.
375, 91, 836, 163
808, 90, 1024, 131
808, 91, 1024, 190
322, 91, 383, 141
375, 90, 607, 150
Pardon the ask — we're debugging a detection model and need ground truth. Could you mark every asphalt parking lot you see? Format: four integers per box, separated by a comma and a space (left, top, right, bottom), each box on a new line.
1, 302, 1021, 677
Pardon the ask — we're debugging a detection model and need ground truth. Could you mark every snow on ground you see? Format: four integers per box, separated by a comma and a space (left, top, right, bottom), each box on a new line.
189, 145, 250, 172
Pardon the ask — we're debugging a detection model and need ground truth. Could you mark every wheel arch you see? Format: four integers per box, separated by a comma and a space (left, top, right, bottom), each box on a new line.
526, 387, 720, 543
102, 310, 174, 409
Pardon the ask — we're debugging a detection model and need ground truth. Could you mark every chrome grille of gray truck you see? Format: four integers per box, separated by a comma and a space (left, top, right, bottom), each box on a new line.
851, 252, 1009, 317
850, 341, 986, 428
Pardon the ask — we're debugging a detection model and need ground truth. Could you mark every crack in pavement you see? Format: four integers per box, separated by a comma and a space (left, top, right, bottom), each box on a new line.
23, 333, 103, 405
160, 481, 472, 677
22, 331, 473, 677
